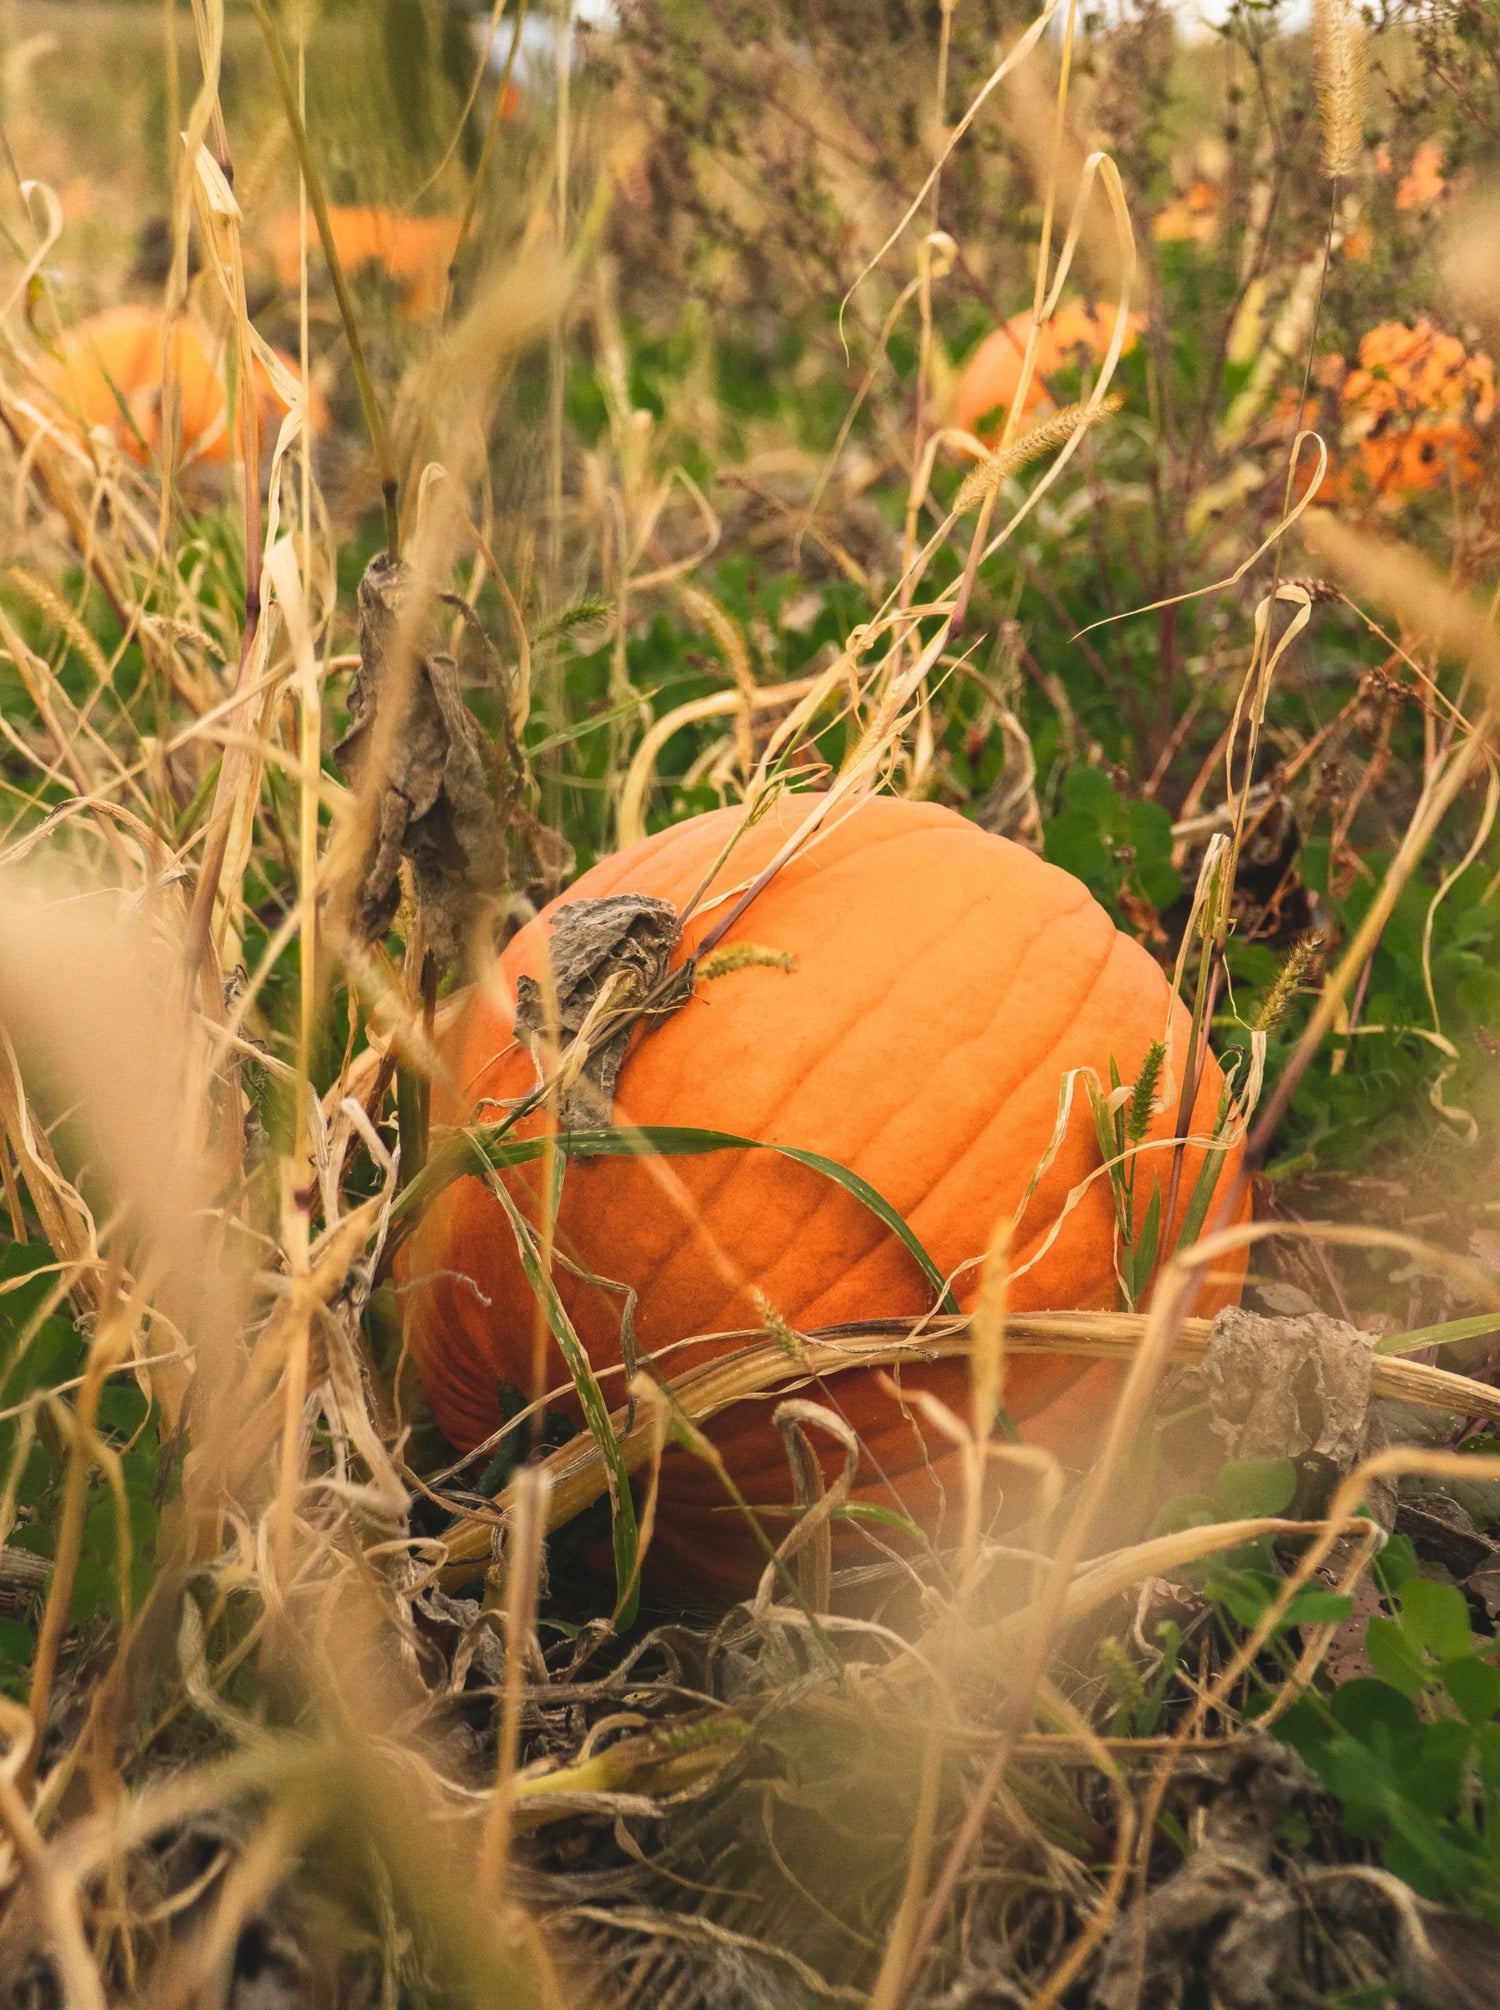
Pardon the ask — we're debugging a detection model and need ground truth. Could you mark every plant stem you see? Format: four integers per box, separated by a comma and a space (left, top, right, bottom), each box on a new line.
247, 0, 400, 558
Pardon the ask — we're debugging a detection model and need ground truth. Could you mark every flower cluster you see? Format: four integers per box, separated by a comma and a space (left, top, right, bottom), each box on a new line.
1337, 318, 1494, 499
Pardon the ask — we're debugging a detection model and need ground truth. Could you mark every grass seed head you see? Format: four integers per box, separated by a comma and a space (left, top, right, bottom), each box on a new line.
1313, 0, 1367, 180
954, 394, 1123, 516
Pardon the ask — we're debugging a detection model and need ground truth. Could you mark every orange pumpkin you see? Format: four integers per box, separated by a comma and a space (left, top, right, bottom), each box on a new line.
953, 301, 1142, 443
267, 206, 463, 320
30, 305, 328, 467
396, 794, 1249, 1597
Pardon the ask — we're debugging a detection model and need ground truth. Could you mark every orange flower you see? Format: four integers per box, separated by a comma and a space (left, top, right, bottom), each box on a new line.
267, 205, 462, 319
1342, 318, 1493, 424
1341, 220, 1373, 261
953, 301, 1142, 442
1332, 317, 1494, 501
29, 305, 329, 468
1396, 141, 1445, 210
1357, 424, 1481, 496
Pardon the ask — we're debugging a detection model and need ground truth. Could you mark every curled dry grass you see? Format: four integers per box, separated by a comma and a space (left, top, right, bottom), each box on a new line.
0, 0, 1495, 2003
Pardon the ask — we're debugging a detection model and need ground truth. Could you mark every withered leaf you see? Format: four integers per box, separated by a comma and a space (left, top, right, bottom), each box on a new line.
1092, 1740, 1311, 2010
514, 894, 689, 1129
334, 555, 526, 966
1193, 1306, 1385, 1473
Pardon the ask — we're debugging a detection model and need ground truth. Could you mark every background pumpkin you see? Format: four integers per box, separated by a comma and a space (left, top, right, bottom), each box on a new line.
267, 205, 465, 320
31, 305, 328, 467
953, 301, 1141, 444
397, 793, 1249, 1598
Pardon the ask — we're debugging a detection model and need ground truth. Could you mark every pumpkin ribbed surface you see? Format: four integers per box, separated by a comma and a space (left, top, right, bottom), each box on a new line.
397, 794, 1248, 1596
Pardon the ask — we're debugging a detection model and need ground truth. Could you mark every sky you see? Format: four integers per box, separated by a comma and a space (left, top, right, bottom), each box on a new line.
478, 0, 1316, 77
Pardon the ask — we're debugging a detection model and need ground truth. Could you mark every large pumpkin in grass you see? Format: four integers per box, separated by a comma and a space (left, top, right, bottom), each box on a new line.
397, 794, 1249, 1597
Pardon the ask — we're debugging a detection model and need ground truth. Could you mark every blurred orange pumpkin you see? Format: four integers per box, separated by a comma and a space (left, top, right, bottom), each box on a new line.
31, 305, 328, 467
396, 793, 1249, 1598
953, 301, 1142, 443
268, 206, 462, 320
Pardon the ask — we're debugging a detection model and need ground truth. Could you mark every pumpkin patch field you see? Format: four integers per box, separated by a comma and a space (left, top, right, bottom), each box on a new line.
1, 0, 1499, 2002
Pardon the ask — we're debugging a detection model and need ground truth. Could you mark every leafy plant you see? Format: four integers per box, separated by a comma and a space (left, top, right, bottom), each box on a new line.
1275, 1541, 1500, 1911
0, 1245, 169, 1700
1043, 766, 1182, 927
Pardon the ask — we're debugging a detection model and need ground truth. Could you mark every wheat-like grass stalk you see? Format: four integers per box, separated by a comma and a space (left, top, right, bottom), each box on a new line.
952, 394, 1122, 515
1313, 0, 1367, 181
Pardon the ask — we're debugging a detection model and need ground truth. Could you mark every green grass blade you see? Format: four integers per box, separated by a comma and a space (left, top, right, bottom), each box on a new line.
1165, 1083, 1236, 1266
482, 1173, 642, 1628
1375, 1313, 1500, 1358
394, 1123, 958, 1313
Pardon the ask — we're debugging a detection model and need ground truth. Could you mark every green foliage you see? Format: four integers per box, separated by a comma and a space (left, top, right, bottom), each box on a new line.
1221, 842, 1500, 1176
0, 1242, 171, 1700
1042, 767, 1181, 923
1275, 1559, 1500, 1913
1150, 1454, 1297, 1546
1088, 1036, 1236, 1311
1141, 1476, 1500, 1913
1100, 1620, 1184, 1737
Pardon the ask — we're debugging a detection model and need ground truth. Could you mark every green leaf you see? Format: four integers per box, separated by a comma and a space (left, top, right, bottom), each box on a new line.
1214, 1457, 1297, 1519
0, 1313, 84, 1409
0, 1243, 65, 1324
1316, 1733, 1399, 1822
827, 1501, 925, 1540
396, 1124, 959, 1314
1373, 1533, 1420, 1596
1164, 1081, 1236, 1261
1085, 1077, 1126, 1205
1139, 862, 1183, 912
1399, 1718, 1474, 1819
97, 1383, 149, 1436
1124, 797, 1175, 868
1476, 1722, 1500, 1790
1146, 1493, 1221, 1538
14, 1442, 53, 1510
527, 687, 665, 756
1400, 1578, 1472, 1663
1281, 1588, 1354, 1627
1274, 1695, 1331, 1762
1124, 1183, 1162, 1306
1125, 803, 1181, 908
68, 1555, 113, 1630
1330, 1676, 1421, 1748
1367, 1527, 1415, 1591
1062, 766, 1121, 825
1441, 1654, 1500, 1727
1215, 1567, 1281, 1628
0, 1618, 34, 1671
1366, 1616, 1431, 1699
1043, 807, 1113, 885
